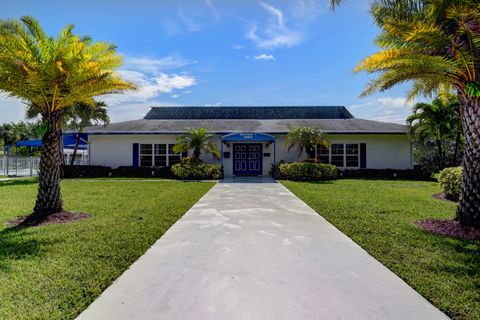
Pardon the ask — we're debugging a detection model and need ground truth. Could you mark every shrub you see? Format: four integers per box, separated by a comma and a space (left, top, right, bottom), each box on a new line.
62, 165, 112, 178
113, 166, 174, 178
276, 162, 337, 181
63, 165, 174, 178
171, 158, 222, 180
437, 166, 463, 200
340, 168, 435, 181
303, 158, 321, 164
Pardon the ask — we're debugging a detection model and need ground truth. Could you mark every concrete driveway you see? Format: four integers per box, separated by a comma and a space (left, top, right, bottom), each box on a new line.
77, 177, 448, 320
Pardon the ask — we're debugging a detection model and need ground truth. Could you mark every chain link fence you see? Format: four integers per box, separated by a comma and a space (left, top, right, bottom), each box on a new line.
0, 156, 89, 177
0, 157, 40, 177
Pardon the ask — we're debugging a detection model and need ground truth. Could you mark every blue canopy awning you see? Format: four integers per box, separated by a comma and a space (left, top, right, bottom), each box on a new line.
221, 132, 276, 142
16, 134, 88, 150
15, 139, 43, 147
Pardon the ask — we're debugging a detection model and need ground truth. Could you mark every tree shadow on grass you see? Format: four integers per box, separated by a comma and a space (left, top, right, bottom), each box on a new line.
424, 236, 480, 286
0, 225, 52, 272
0, 178, 38, 187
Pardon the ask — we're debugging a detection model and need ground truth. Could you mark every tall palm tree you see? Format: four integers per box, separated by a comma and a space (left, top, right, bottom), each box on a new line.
172, 128, 220, 161
330, 0, 480, 228
407, 97, 462, 168
0, 16, 134, 223
66, 101, 109, 165
285, 127, 329, 159
0, 123, 17, 155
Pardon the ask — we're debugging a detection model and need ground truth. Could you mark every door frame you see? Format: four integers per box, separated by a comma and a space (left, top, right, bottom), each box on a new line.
232, 143, 263, 176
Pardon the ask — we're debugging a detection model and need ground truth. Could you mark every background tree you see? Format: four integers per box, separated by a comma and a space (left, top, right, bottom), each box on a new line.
0, 123, 17, 155
66, 101, 109, 165
285, 127, 329, 159
330, 0, 480, 228
172, 128, 220, 161
0, 16, 134, 224
407, 96, 462, 169
0, 120, 45, 155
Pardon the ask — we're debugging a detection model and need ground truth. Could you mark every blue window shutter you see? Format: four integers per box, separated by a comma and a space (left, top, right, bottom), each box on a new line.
133, 143, 139, 167
360, 143, 367, 168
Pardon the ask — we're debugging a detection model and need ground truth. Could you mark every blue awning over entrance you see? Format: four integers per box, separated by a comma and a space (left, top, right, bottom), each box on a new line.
221, 132, 275, 142
15, 134, 88, 150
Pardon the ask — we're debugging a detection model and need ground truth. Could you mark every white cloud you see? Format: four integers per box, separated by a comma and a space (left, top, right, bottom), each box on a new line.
108, 101, 181, 123
123, 55, 195, 74
103, 53, 197, 108
349, 96, 416, 124
290, 0, 325, 21
160, 18, 181, 36
103, 70, 195, 105
0, 95, 28, 123
205, 0, 220, 19
178, 9, 201, 32
247, 2, 302, 49
253, 53, 275, 61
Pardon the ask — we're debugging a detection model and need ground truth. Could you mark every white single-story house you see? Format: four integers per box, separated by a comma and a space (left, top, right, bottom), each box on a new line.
83, 106, 412, 177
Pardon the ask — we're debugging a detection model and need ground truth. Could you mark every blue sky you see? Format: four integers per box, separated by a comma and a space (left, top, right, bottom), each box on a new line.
0, 0, 416, 124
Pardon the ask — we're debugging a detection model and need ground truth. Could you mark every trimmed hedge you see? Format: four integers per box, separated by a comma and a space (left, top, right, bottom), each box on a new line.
276, 162, 337, 181
62, 165, 112, 178
437, 166, 463, 200
171, 158, 222, 180
338, 168, 435, 181
273, 161, 435, 181
62, 165, 174, 179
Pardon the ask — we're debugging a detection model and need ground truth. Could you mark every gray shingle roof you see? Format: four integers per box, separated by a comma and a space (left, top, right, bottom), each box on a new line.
144, 106, 354, 120
83, 118, 406, 134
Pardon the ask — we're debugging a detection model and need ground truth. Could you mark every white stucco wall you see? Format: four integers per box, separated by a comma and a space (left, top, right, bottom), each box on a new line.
88, 133, 412, 174
275, 134, 413, 170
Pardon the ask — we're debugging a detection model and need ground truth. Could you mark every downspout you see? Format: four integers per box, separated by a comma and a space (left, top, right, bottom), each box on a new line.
410, 142, 413, 169
273, 140, 276, 179
220, 140, 224, 179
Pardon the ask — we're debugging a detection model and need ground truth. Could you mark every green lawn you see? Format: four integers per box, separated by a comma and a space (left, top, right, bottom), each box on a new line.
0, 178, 214, 319
282, 179, 480, 320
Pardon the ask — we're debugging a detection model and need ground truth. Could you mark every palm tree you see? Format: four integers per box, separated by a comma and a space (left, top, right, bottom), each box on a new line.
407, 97, 462, 168
66, 101, 109, 165
0, 123, 17, 155
0, 16, 134, 223
172, 128, 220, 161
329, 0, 480, 228
285, 127, 329, 159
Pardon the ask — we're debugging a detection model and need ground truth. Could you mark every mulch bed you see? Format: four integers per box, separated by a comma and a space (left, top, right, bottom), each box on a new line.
432, 192, 458, 203
416, 219, 480, 242
8, 211, 90, 227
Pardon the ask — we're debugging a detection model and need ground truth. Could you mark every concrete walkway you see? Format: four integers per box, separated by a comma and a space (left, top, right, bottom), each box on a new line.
77, 178, 448, 320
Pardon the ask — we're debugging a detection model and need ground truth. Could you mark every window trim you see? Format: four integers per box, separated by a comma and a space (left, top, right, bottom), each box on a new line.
316, 143, 361, 169
139, 143, 182, 168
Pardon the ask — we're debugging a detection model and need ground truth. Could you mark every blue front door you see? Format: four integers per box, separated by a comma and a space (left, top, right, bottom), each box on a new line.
233, 143, 262, 175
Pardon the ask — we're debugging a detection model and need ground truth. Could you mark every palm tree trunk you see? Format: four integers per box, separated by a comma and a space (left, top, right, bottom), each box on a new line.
452, 131, 461, 166
70, 129, 82, 166
456, 97, 480, 228
28, 112, 64, 223
436, 131, 444, 169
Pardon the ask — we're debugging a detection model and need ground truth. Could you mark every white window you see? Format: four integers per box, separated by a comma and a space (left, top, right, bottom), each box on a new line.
139, 144, 182, 167
317, 144, 329, 164
331, 144, 345, 167
168, 144, 182, 165
140, 144, 153, 167
316, 143, 360, 168
345, 144, 359, 168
